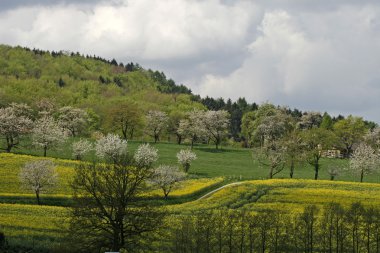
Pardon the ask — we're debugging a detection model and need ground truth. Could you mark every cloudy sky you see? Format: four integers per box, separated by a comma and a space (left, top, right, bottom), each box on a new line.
1, 0, 380, 122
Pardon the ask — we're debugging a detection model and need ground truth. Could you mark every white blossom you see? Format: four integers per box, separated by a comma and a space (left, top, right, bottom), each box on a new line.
145, 110, 168, 143
0, 103, 33, 152
202, 110, 229, 149
95, 134, 127, 161
150, 165, 186, 198
19, 160, 58, 204
177, 149, 197, 172
134, 143, 158, 168
32, 116, 68, 157
72, 139, 93, 160
58, 106, 88, 137
349, 143, 379, 182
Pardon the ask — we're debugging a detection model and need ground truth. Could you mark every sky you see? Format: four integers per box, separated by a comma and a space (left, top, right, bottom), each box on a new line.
1, 0, 380, 122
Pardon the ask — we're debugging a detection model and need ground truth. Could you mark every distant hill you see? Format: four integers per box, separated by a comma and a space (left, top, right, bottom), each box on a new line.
0, 44, 201, 116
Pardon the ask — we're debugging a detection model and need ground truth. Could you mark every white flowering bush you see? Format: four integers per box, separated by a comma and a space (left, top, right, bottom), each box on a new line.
134, 143, 158, 168
177, 149, 197, 172
150, 165, 186, 198
19, 160, 57, 205
95, 134, 127, 161
72, 139, 93, 160
32, 116, 68, 157
349, 143, 379, 182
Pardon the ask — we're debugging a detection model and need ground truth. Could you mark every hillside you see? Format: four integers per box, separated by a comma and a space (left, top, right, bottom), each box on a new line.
0, 44, 203, 123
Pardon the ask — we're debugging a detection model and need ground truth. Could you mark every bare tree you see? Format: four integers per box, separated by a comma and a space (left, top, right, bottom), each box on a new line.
145, 110, 168, 143
150, 165, 186, 198
0, 103, 33, 152
19, 160, 57, 205
350, 143, 379, 182
177, 149, 197, 173
32, 116, 67, 157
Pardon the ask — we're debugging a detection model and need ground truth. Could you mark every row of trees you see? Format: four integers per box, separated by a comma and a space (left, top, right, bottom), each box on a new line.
241, 104, 380, 181
110, 106, 230, 149
162, 202, 380, 253
0, 102, 93, 155
19, 133, 199, 205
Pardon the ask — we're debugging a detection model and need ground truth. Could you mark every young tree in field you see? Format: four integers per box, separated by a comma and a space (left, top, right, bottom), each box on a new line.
326, 164, 341, 181
95, 134, 127, 162
133, 143, 158, 168
256, 145, 286, 179
177, 149, 197, 172
254, 111, 294, 179
72, 139, 93, 160
150, 165, 186, 198
0, 103, 33, 152
19, 160, 57, 205
301, 128, 336, 180
178, 110, 206, 149
58, 106, 88, 137
105, 102, 143, 140
145, 110, 168, 143
281, 130, 306, 178
202, 110, 229, 149
32, 116, 67, 157
68, 148, 163, 252
349, 143, 379, 182
333, 115, 367, 158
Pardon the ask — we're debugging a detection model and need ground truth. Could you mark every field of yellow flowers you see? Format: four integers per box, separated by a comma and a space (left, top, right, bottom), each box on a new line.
2, 153, 380, 251
173, 179, 380, 214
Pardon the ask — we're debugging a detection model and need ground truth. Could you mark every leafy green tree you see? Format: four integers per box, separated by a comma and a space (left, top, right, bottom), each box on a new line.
68, 148, 163, 252
301, 128, 337, 180
105, 102, 143, 140
333, 116, 367, 157
320, 112, 333, 130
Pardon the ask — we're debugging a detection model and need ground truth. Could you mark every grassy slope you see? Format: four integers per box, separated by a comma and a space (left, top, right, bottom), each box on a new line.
7, 138, 380, 182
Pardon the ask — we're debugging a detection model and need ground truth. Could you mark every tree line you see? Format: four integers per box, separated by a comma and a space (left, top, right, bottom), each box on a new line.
159, 202, 380, 253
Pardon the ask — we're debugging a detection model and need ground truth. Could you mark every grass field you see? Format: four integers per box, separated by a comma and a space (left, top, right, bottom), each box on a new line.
6, 138, 380, 182
2, 140, 380, 251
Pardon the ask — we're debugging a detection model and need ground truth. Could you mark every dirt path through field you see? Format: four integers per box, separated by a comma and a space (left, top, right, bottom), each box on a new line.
196, 181, 245, 200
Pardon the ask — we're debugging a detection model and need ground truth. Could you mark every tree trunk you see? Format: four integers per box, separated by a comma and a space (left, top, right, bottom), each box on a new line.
43, 146, 47, 157
361, 170, 364, 183
154, 134, 159, 143
35, 190, 40, 205
290, 160, 295, 178
176, 134, 182, 145
269, 166, 274, 179
314, 163, 319, 180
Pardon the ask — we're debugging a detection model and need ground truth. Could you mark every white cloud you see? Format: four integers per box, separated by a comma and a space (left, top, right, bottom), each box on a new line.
1, 1, 380, 121
198, 5, 380, 121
